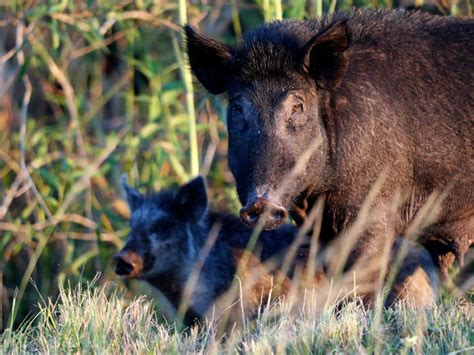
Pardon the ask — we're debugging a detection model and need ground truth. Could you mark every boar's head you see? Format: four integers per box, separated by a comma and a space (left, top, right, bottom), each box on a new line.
186, 21, 350, 229
114, 176, 208, 279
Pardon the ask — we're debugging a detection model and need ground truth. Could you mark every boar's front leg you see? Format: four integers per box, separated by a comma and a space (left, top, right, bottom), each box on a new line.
385, 238, 440, 307
324, 209, 440, 307
290, 189, 315, 226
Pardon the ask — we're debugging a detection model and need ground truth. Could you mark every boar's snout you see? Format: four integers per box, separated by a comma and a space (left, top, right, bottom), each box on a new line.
114, 250, 144, 277
240, 197, 288, 230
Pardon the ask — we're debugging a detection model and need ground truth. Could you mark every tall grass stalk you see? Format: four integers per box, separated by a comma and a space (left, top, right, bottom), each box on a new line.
178, 0, 199, 176
262, 0, 271, 22
231, 0, 243, 41
329, 0, 338, 15
7, 226, 55, 329
274, 0, 283, 20
315, 0, 323, 18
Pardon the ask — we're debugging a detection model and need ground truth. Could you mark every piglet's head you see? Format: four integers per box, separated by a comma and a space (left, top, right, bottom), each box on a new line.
114, 176, 208, 278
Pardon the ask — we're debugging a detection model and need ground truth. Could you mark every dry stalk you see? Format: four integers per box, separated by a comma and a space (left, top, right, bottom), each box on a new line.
99, 11, 181, 35
176, 221, 222, 327
28, 34, 87, 160
16, 21, 53, 221
70, 31, 126, 59
54, 128, 128, 218
0, 151, 63, 219
0, 173, 24, 220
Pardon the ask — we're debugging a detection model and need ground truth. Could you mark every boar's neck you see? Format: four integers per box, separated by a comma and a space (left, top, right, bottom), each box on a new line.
206, 211, 253, 246
199, 210, 249, 278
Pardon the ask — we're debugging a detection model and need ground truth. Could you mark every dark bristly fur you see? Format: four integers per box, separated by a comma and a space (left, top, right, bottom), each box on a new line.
185, 9, 473, 278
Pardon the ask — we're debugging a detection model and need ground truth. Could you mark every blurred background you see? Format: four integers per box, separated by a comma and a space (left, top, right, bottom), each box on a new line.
0, 0, 472, 331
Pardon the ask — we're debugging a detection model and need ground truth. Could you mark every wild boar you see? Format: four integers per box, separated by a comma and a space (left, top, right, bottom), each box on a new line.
185, 9, 473, 276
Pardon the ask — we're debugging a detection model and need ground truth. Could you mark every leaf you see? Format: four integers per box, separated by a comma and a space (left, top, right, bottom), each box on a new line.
112, 199, 130, 219
51, 19, 60, 50
139, 122, 161, 141
39, 167, 60, 193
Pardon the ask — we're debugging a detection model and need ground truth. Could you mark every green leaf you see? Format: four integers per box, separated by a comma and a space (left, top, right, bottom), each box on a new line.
139, 122, 162, 141
38, 167, 60, 193
51, 19, 60, 50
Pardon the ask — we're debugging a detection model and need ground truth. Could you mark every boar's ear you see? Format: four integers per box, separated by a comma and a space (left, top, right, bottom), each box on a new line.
122, 175, 144, 211
176, 175, 208, 222
185, 25, 233, 95
302, 21, 350, 90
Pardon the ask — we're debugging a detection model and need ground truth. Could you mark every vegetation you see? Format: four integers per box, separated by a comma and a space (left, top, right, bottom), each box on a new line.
0, 0, 472, 351
1, 282, 472, 353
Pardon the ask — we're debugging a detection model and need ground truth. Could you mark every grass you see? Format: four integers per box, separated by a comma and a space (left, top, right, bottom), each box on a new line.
1, 282, 472, 353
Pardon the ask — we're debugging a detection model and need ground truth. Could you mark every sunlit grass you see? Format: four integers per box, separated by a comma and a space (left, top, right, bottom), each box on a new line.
1, 282, 472, 353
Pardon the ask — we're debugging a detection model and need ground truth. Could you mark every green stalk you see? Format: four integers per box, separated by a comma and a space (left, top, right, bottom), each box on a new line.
178, 0, 199, 176
329, 0, 338, 14
274, 0, 283, 19
314, 0, 323, 18
262, 0, 271, 22
466, 0, 473, 16
125, 27, 136, 131
231, 0, 242, 41
8, 226, 56, 329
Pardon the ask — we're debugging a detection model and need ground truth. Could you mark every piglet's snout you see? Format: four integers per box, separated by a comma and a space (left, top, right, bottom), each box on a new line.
114, 250, 144, 277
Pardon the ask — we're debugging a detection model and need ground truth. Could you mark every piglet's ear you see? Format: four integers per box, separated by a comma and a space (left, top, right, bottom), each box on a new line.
176, 175, 208, 222
122, 175, 144, 211
185, 25, 233, 95
302, 21, 350, 90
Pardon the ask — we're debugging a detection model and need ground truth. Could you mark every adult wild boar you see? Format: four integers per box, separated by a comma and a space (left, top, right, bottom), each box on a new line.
186, 10, 473, 275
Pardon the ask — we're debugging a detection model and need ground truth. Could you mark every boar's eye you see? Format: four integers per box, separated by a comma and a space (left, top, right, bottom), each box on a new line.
230, 104, 249, 132
291, 103, 304, 115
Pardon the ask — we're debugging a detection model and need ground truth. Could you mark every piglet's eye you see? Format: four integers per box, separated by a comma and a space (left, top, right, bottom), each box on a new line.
151, 221, 172, 232
292, 103, 303, 115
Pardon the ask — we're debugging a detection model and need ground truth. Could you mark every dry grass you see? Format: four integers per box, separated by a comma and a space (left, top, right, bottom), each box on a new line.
1, 282, 472, 353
